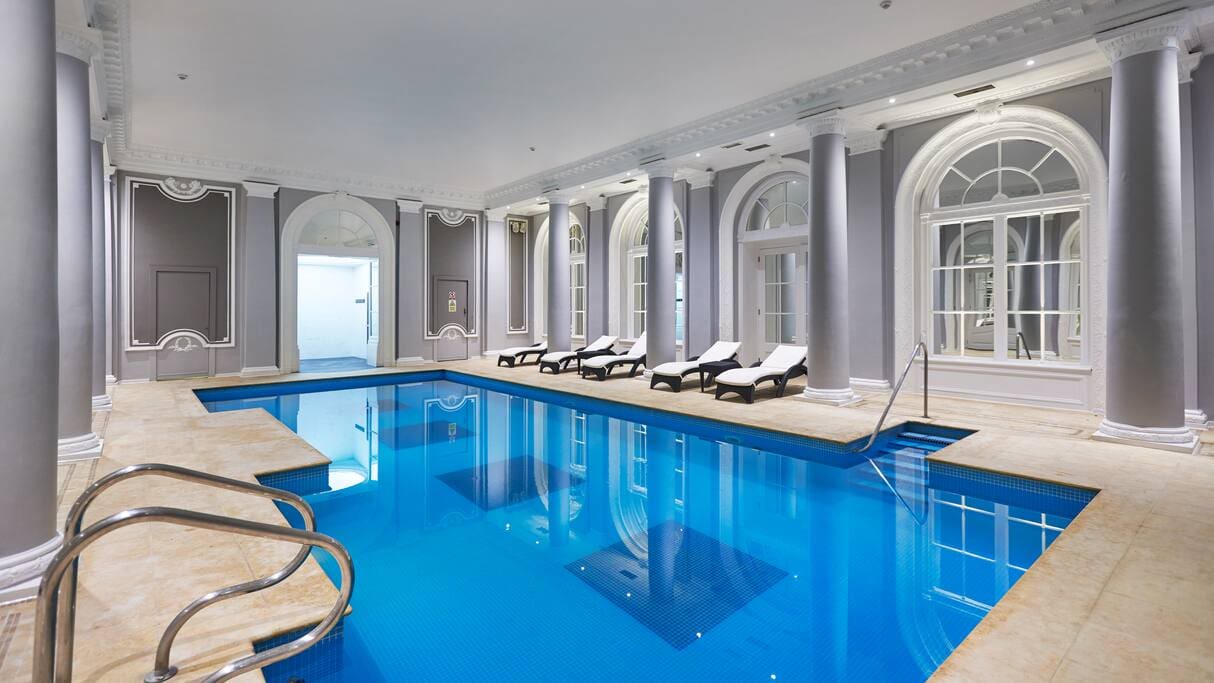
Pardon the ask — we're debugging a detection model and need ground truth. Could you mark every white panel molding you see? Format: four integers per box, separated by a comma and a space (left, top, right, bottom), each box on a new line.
280, 192, 397, 373
481, 0, 1207, 208
121, 175, 238, 350
423, 208, 481, 340
892, 105, 1108, 412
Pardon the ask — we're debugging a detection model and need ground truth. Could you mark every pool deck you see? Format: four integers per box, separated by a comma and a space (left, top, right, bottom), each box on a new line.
1, 358, 1211, 681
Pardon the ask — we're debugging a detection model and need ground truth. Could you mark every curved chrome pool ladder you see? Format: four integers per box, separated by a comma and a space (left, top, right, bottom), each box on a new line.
34, 463, 353, 683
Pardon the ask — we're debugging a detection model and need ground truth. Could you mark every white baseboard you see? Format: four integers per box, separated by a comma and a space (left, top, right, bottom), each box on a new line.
91, 394, 113, 412
58, 432, 103, 462
105, 374, 117, 385
0, 534, 63, 605
395, 357, 426, 366
117, 378, 150, 385
214, 371, 242, 378
851, 377, 891, 391
240, 365, 281, 378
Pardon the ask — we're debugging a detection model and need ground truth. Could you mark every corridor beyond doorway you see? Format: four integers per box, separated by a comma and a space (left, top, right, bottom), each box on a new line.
297, 254, 379, 372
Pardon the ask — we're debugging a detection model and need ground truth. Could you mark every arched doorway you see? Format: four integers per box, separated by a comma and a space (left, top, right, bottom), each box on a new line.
716, 157, 812, 363
280, 192, 396, 373
533, 210, 586, 341
607, 191, 685, 350
894, 105, 1107, 410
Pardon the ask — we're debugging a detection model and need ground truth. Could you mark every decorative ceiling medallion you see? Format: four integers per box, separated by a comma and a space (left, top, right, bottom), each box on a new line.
160, 177, 207, 201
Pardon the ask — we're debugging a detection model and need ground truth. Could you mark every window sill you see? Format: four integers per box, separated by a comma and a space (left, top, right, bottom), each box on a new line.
917, 355, 1092, 375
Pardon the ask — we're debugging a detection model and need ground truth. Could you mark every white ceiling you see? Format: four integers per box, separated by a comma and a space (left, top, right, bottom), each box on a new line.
124, 0, 1036, 196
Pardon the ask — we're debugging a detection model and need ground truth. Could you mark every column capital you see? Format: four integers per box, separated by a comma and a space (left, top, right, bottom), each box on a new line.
583, 196, 607, 212
56, 24, 102, 63
396, 199, 424, 214
241, 180, 279, 198
1179, 50, 1203, 84
798, 109, 847, 138
681, 169, 715, 189
641, 160, 676, 179
847, 129, 887, 156
90, 118, 110, 143
1096, 10, 1190, 64
544, 191, 574, 206
485, 207, 509, 221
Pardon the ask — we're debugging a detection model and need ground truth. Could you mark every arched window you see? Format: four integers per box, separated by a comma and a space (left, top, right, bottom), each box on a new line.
745, 177, 809, 231
299, 209, 378, 249
625, 213, 684, 340
569, 222, 587, 339
926, 136, 1085, 363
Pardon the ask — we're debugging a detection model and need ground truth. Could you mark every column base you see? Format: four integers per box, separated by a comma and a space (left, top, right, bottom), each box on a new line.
239, 366, 281, 378
58, 432, 103, 462
1092, 419, 1199, 454
0, 533, 63, 605
798, 385, 861, 407
1185, 409, 1209, 430
105, 374, 117, 385
91, 393, 112, 412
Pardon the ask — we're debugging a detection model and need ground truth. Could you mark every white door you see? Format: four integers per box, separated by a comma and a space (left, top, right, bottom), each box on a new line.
756, 249, 806, 355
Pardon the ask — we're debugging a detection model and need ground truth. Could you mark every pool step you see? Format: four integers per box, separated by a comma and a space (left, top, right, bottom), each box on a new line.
848, 426, 963, 494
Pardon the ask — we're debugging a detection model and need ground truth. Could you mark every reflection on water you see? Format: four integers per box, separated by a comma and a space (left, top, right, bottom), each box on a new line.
204, 378, 1088, 683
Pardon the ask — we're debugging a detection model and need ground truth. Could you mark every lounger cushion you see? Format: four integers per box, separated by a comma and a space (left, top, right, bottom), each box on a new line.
698, 341, 742, 364
714, 366, 785, 387
715, 344, 805, 386
583, 335, 618, 352
539, 350, 576, 363
582, 333, 646, 369
499, 344, 545, 357
650, 360, 699, 377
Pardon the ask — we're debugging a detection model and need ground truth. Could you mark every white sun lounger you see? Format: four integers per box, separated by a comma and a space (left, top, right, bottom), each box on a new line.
497, 341, 547, 367
648, 341, 742, 392
538, 335, 618, 374
580, 332, 647, 380
713, 344, 807, 403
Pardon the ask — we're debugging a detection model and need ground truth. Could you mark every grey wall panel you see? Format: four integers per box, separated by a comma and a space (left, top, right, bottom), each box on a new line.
241, 193, 278, 370
686, 184, 714, 356
586, 207, 607, 341
1192, 62, 1214, 421
398, 208, 426, 361
484, 216, 507, 352
846, 150, 886, 381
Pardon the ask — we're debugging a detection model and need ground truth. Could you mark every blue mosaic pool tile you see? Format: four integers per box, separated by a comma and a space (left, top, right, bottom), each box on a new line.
254, 619, 344, 683
257, 464, 331, 497
928, 461, 1097, 518
566, 520, 787, 649
435, 455, 584, 510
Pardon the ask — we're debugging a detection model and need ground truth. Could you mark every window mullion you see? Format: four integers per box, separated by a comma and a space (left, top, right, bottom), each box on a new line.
994, 216, 1009, 362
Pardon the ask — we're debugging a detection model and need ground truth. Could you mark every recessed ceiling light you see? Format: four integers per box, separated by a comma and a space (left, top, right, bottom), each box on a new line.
505, 206, 510, 209
580, 185, 586, 189
695, 152, 701, 157
888, 97, 897, 104
769, 131, 776, 137
1025, 59, 1036, 66
626, 171, 632, 176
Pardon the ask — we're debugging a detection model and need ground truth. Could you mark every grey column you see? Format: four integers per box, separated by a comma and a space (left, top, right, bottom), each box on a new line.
801, 113, 858, 405
241, 182, 280, 374
685, 172, 715, 357
0, 0, 62, 602
1095, 14, 1197, 451
546, 195, 572, 352
57, 48, 102, 460
89, 138, 111, 410
397, 200, 426, 362
645, 164, 677, 368
585, 198, 607, 341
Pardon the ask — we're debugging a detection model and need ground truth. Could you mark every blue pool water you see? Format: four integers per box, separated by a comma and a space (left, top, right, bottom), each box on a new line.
197, 371, 1094, 682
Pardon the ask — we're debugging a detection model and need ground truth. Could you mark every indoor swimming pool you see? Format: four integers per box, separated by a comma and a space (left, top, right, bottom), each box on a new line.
196, 371, 1095, 682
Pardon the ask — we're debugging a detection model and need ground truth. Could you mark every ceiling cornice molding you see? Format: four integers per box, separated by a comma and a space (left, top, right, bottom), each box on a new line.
111, 142, 486, 208
397, 199, 424, 214
485, 207, 510, 221
583, 196, 607, 212
1180, 50, 1203, 82
483, 0, 1210, 207
1096, 9, 1191, 63
90, 118, 111, 144
680, 169, 716, 189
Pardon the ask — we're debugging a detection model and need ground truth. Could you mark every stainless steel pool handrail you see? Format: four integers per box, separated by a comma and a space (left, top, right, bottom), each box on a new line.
856, 341, 929, 454
53, 464, 320, 682
35, 506, 353, 683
